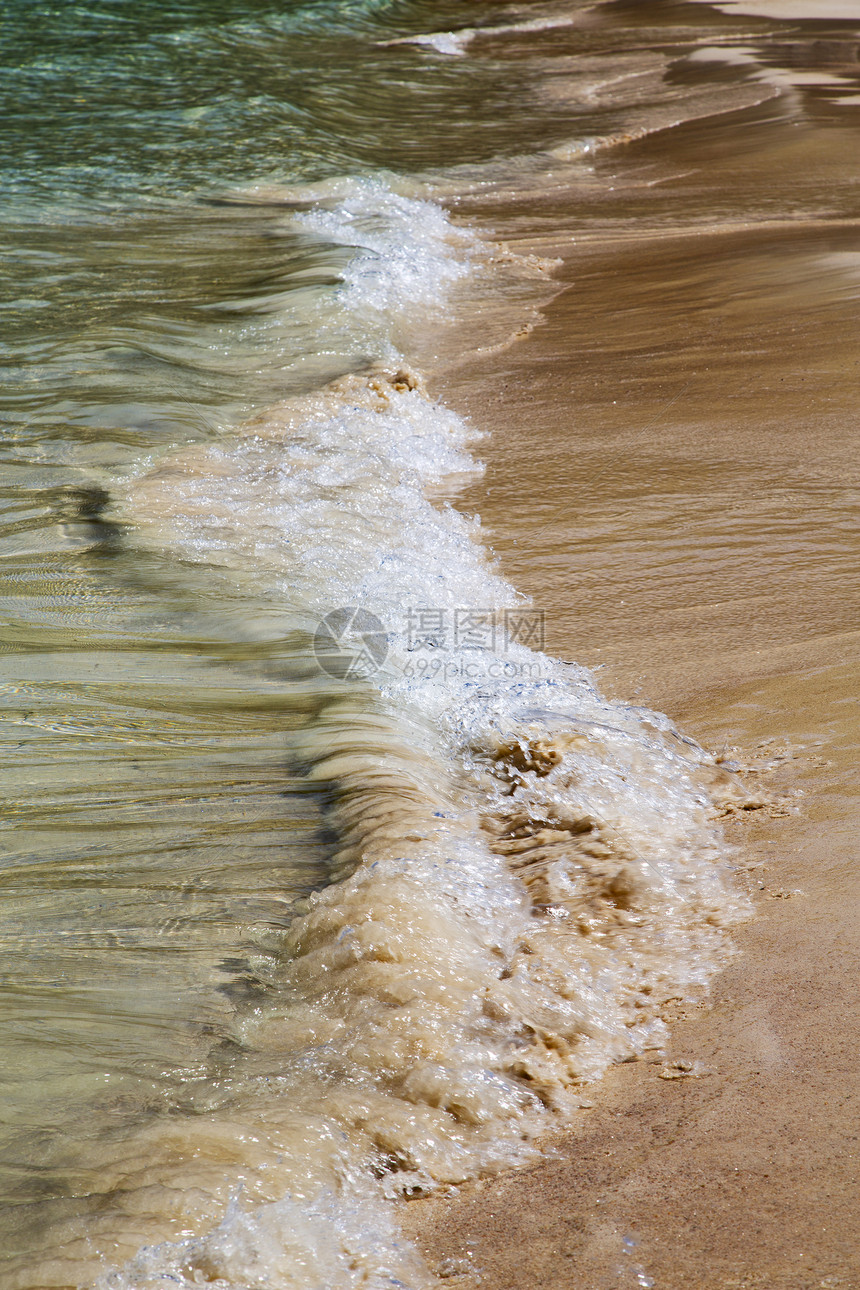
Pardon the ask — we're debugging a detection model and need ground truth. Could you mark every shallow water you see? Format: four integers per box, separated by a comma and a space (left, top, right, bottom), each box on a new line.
3, 0, 860, 1286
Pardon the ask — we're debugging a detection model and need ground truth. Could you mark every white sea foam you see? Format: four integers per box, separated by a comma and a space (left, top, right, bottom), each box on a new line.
98, 1183, 432, 1290
100, 180, 748, 1290
293, 180, 477, 347
387, 30, 472, 56
377, 12, 581, 57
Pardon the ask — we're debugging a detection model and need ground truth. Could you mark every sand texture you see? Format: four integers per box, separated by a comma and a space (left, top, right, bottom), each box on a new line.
405, 5, 860, 1283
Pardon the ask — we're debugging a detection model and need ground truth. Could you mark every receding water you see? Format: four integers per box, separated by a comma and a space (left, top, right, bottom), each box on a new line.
4, 0, 860, 1285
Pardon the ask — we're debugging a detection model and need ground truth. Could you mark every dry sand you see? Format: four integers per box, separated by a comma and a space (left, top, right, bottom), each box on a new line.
404, 23, 860, 1286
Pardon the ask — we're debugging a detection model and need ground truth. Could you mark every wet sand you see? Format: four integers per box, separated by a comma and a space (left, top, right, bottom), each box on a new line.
406, 16, 860, 1286
405, 665, 860, 1287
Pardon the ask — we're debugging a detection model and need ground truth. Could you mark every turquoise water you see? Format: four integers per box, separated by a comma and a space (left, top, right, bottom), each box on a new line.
1, 0, 477, 199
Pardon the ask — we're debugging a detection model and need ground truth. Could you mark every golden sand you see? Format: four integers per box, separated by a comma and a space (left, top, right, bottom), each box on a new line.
404, 24, 860, 1286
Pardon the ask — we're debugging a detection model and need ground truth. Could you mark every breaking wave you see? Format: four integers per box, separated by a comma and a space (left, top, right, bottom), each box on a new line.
86, 181, 750, 1289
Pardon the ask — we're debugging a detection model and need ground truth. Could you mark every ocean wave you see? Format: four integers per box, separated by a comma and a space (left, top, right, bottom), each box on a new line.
376, 11, 583, 58
90, 181, 751, 1288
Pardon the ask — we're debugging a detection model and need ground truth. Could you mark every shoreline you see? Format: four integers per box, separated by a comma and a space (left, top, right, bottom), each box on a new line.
403, 656, 860, 1287
402, 49, 860, 1285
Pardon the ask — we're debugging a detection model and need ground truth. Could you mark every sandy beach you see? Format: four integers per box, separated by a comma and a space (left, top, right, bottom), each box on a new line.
404, 17, 860, 1285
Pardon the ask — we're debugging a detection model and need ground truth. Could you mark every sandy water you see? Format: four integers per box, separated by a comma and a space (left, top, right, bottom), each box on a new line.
3, 1, 860, 1287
